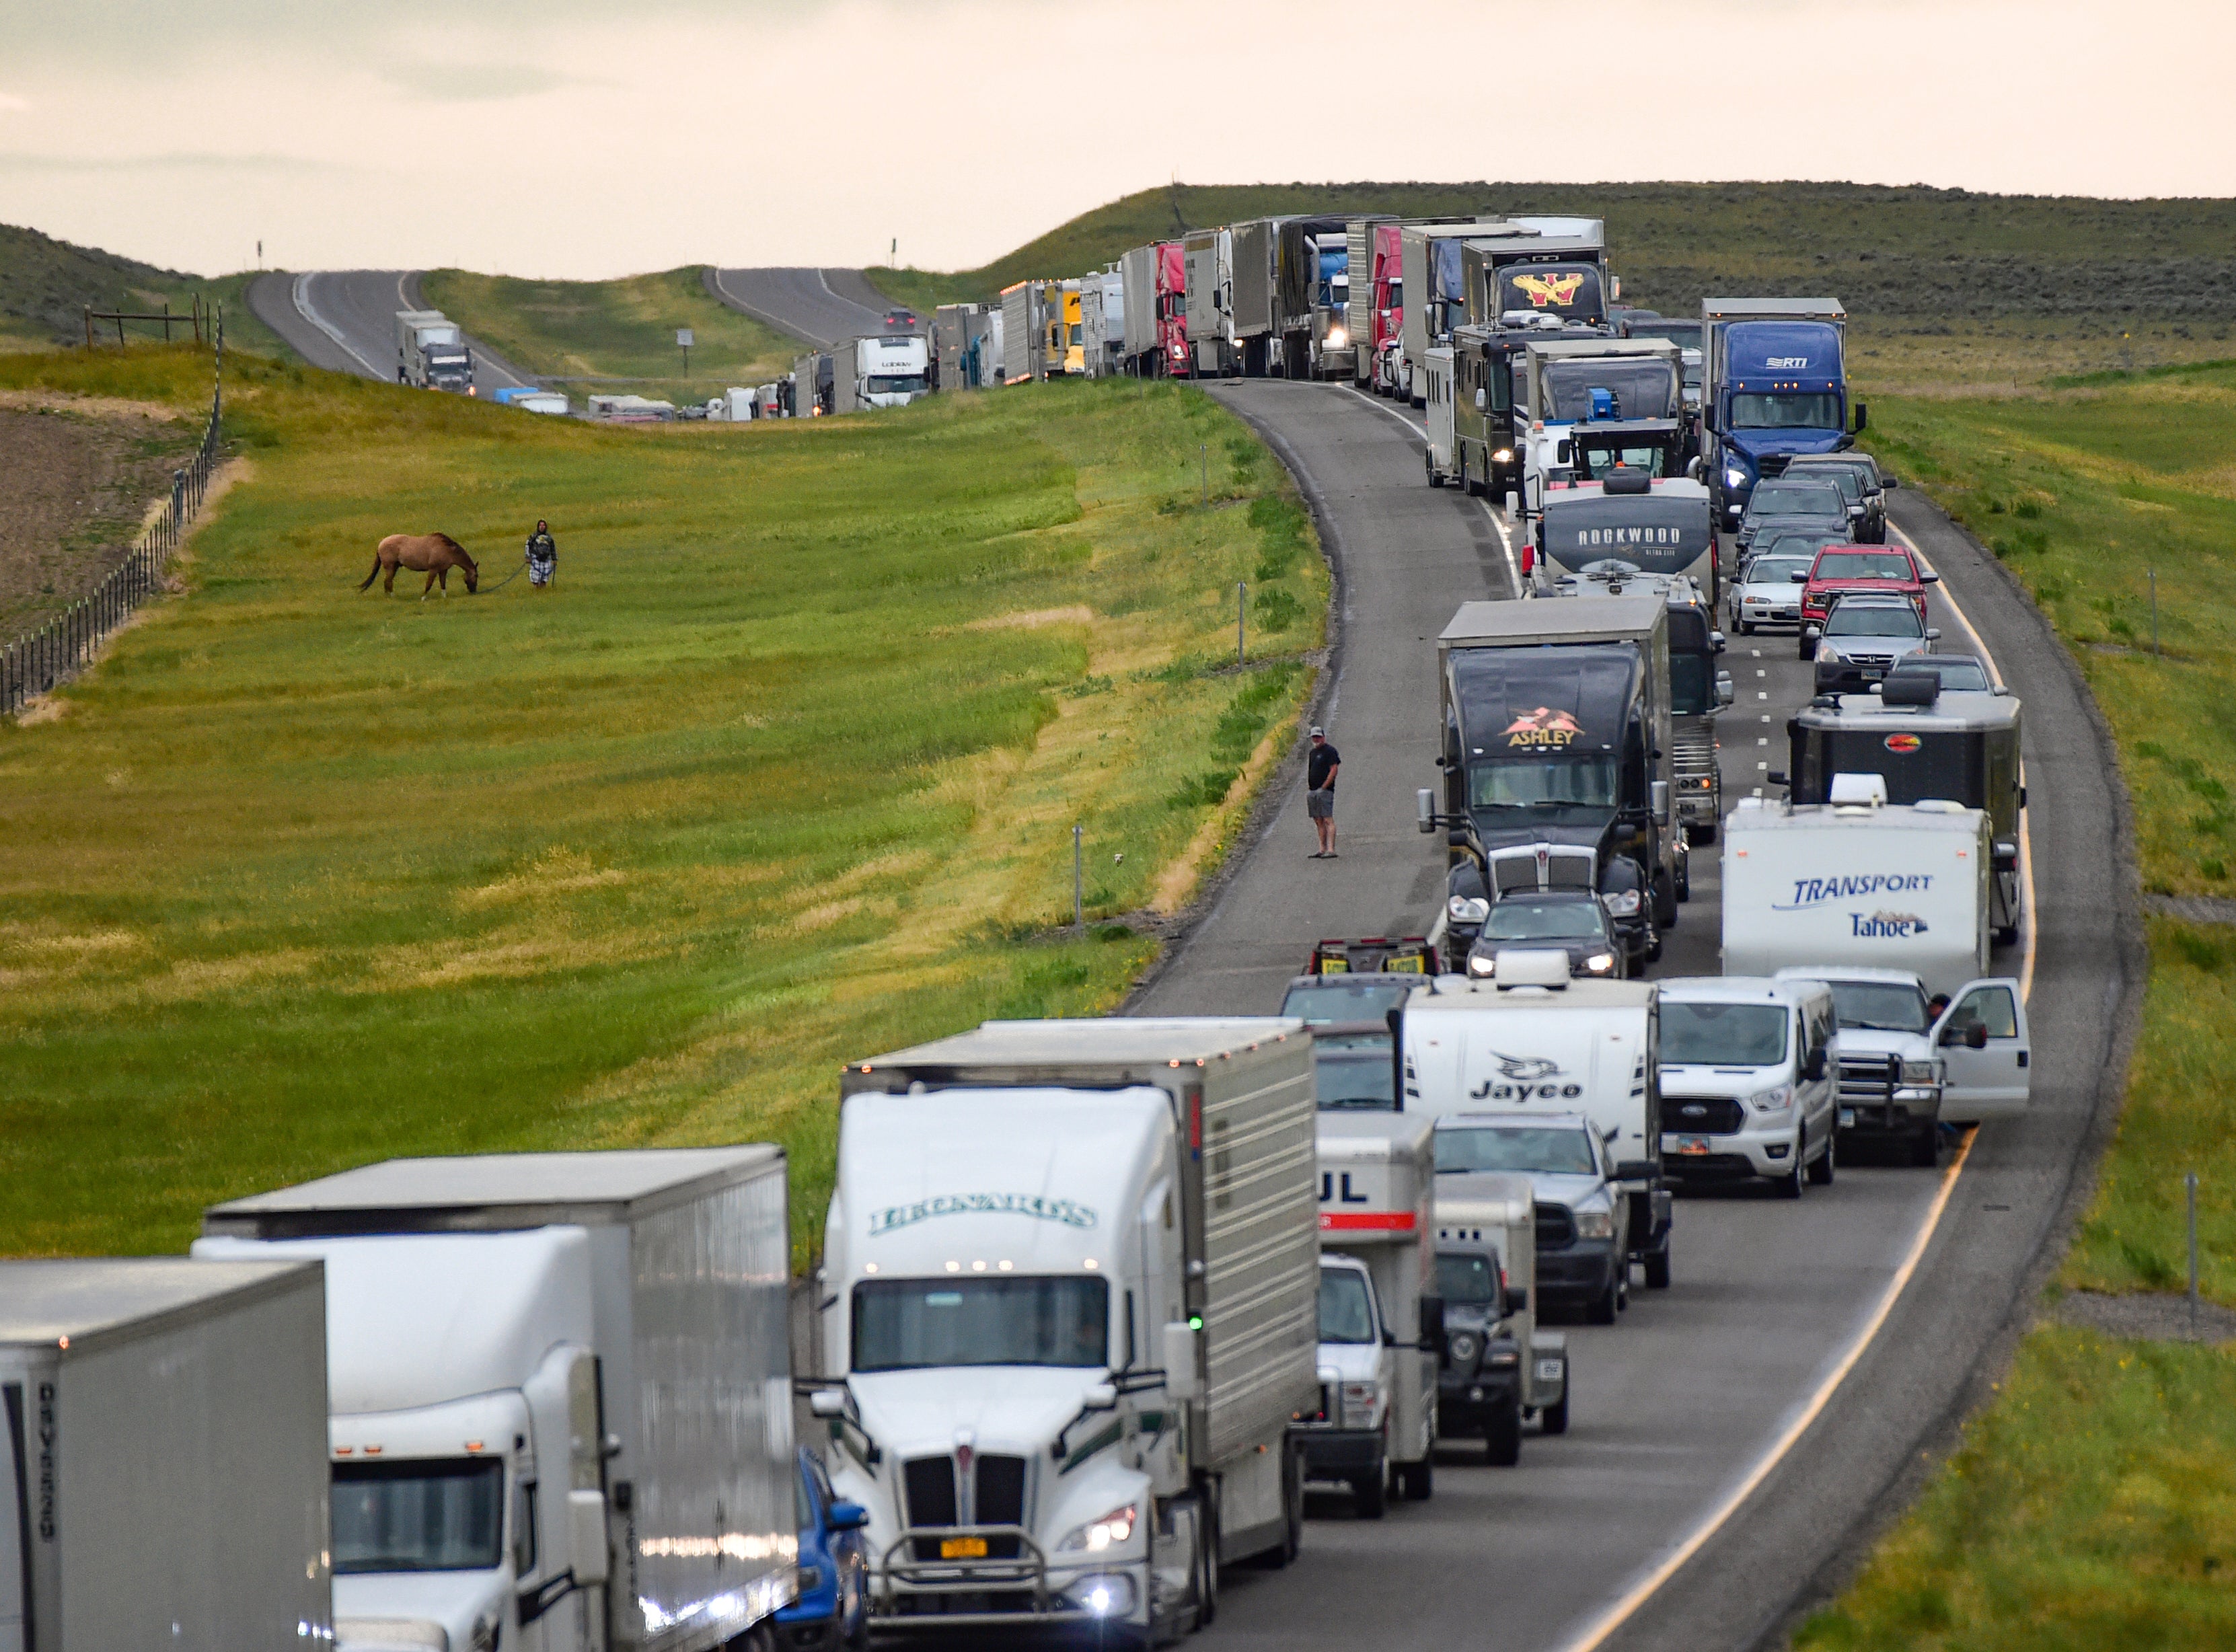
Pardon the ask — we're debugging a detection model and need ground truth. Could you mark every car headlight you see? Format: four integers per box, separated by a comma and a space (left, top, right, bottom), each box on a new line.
1725, 466, 1748, 488
1449, 1330, 1480, 1364
1750, 1084, 1794, 1113
1059, 1502, 1138, 1552
1573, 1208, 1615, 1240
1816, 644, 1835, 663
1449, 895, 1490, 924
1583, 952, 1616, 974
1468, 952, 1497, 977
1602, 889, 1641, 917
1900, 1059, 1940, 1087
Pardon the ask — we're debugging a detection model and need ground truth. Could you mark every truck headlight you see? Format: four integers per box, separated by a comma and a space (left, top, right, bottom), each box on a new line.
1327, 326, 1348, 348
1494, 448, 1514, 463
1750, 1084, 1794, 1113
1059, 1502, 1138, 1552
1725, 466, 1748, 488
1583, 952, 1616, 975
1448, 895, 1490, 924
1449, 1330, 1479, 1364
1602, 889, 1641, 917
1574, 1208, 1614, 1240
1900, 1059, 1939, 1088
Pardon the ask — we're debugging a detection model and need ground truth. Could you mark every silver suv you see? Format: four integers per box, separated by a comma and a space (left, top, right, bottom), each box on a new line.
1809, 594, 1939, 693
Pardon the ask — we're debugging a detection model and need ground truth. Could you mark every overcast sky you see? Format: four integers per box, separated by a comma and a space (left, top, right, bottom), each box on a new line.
2, 0, 2231, 278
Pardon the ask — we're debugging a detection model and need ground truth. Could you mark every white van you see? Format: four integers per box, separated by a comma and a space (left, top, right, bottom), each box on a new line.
1721, 778, 1992, 997
1656, 977, 1839, 1194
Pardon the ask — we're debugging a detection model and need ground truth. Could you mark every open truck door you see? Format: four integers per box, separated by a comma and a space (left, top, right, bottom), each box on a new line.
1933, 977, 2029, 1122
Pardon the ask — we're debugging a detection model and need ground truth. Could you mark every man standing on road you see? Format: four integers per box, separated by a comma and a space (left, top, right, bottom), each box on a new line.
525, 519, 558, 591
1306, 726, 1341, 858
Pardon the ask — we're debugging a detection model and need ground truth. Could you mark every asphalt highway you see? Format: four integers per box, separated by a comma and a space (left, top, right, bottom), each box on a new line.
246, 269, 532, 393
706, 266, 912, 347
1124, 381, 2130, 1652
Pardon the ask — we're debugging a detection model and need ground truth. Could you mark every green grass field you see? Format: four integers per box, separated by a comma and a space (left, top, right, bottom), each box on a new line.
0, 346, 1324, 1263
1799, 361, 2236, 1645
418, 267, 800, 405
0, 223, 289, 359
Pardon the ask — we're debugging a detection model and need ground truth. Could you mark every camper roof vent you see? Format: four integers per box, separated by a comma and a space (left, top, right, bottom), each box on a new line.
1491, 948, 1572, 989
1881, 669, 1941, 707
1602, 466, 1651, 496
1828, 773, 1888, 808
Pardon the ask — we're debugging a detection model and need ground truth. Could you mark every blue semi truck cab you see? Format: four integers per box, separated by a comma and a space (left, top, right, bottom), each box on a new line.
1701, 297, 1860, 529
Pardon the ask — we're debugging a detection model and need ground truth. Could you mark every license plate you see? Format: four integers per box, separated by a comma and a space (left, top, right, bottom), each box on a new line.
1536, 1359, 1563, 1381
1675, 1135, 1709, 1156
940, 1537, 987, 1559
1318, 959, 1349, 973
1838, 1108, 1856, 1127
1384, 955, 1424, 973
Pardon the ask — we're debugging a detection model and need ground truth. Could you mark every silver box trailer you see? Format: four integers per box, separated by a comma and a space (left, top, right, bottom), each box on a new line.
1399, 219, 1523, 404
1183, 229, 1232, 377
202, 1149, 794, 1652
1120, 243, 1160, 361
0, 1257, 331, 1652
1230, 218, 1279, 373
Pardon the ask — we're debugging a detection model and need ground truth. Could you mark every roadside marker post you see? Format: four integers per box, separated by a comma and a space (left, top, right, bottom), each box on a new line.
2151, 568, 2159, 654
677, 327, 694, 380
1238, 583, 1246, 666
2189, 1170, 2200, 1339
1073, 824, 1084, 931
1200, 444, 1207, 504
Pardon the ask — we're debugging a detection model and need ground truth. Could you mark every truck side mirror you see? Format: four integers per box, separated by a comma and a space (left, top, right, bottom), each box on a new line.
1614, 1160, 1657, 1182
1651, 780, 1670, 825
1941, 1022, 1989, 1050
1803, 625, 1822, 641
1082, 1382, 1119, 1411
1418, 1294, 1447, 1361
1686, 456, 1705, 480
1885, 474, 1901, 488
568, 1489, 610, 1586
1474, 387, 1487, 410
1505, 490, 1522, 520
1803, 1047, 1828, 1082
1162, 1322, 1202, 1401
809, 1388, 846, 1418
1504, 1285, 1528, 1316
1716, 672, 1735, 706
1925, 628, 1941, 640
1766, 769, 1789, 787
1417, 788, 1437, 833
1852, 401, 1869, 434
827, 1500, 870, 1532
1711, 631, 1727, 653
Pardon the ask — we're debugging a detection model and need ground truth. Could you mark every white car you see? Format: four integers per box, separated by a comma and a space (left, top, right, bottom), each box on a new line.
1728, 552, 1816, 634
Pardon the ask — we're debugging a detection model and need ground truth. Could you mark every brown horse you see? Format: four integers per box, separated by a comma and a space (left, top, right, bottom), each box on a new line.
361, 533, 480, 598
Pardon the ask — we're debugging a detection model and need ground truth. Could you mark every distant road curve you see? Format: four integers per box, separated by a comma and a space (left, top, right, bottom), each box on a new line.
246, 270, 533, 394
706, 266, 913, 348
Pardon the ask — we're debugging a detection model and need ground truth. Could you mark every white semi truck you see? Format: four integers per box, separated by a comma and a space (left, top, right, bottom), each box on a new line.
198, 1148, 796, 1652
0, 1256, 333, 1651
395, 309, 474, 393
821, 1018, 1320, 1647
1300, 1113, 1438, 1516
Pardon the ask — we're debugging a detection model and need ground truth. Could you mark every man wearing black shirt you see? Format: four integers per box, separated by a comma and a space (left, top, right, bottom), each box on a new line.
1306, 725, 1341, 858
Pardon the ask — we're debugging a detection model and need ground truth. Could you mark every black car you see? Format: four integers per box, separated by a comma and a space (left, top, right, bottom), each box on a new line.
1785, 452, 1896, 543
1463, 891, 1625, 980
1434, 1242, 1526, 1459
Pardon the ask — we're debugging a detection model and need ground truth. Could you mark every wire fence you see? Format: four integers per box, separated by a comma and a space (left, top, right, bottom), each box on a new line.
3, 315, 225, 716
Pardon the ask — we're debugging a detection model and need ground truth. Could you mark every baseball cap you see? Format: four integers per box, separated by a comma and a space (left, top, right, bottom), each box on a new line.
1309, 726, 1325, 737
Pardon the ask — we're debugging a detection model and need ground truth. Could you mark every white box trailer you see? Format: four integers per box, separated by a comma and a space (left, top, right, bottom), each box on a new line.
0, 1256, 332, 1651
1120, 243, 1160, 361
825, 1018, 1319, 1643
199, 1148, 795, 1652
1183, 228, 1232, 377
1000, 282, 1045, 384
1431, 1171, 1569, 1454
1722, 790, 1992, 997
1302, 1113, 1438, 1513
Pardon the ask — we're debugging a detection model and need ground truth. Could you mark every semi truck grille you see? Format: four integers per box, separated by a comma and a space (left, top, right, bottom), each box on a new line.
1534, 1203, 1575, 1250
1756, 455, 1789, 478
903, 1456, 958, 1529
1838, 1054, 1900, 1104
1663, 1096, 1745, 1135
976, 1454, 1027, 1528
1489, 847, 1595, 894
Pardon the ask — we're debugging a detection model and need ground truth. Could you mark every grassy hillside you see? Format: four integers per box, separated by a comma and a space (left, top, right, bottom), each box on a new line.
866, 181, 2236, 387
0, 222, 289, 359
420, 267, 801, 404
0, 347, 1324, 1263
1799, 360, 2236, 1647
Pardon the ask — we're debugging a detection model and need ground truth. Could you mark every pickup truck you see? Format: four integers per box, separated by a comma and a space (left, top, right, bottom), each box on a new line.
1796, 542, 1939, 639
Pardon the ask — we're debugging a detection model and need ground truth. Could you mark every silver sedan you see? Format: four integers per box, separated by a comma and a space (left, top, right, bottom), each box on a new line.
1727, 552, 1816, 634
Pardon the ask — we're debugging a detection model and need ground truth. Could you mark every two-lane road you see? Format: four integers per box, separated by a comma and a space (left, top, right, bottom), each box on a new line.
248, 269, 533, 393
706, 266, 909, 347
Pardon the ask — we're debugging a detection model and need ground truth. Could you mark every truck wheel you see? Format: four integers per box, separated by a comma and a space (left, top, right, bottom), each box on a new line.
1654, 869, 1678, 929
1645, 1237, 1672, 1289
1808, 1131, 1836, 1186
1395, 1457, 1433, 1501
1197, 1489, 1220, 1626
1995, 924, 2020, 946
1675, 856, 1691, 901
1911, 1121, 1941, 1168
1350, 1464, 1387, 1520
1587, 1275, 1619, 1325
1541, 1389, 1571, 1436
1485, 1400, 1522, 1466
1427, 449, 1444, 488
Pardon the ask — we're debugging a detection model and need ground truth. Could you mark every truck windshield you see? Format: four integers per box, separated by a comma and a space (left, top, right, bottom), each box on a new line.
1483, 899, 1604, 942
852, 1276, 1109, 1372
1822, 981, 1933, 1033
1436, 1127, 1598, 1177
1469, 755, 1620, 811
1318, 1269, 1378, 1344
1661, 1002, 1789, 1065
1316, 1040, 1397, 1110
1435, 1251, 1501, 1305
1669, 652, 1716, 715
1575, 444, 1674, 479
1729, 392, 1842, 430
332, 1459, 504, 1574
1541, 361, 1678, 422
866, 375, 926, 395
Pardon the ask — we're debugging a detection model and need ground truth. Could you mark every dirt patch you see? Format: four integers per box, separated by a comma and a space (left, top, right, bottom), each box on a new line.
0, 398, 202, 640
2056, 1288, 2236, 1344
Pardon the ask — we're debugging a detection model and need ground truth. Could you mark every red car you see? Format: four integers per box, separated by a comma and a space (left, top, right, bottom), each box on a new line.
1793, 544, 1939, 656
